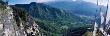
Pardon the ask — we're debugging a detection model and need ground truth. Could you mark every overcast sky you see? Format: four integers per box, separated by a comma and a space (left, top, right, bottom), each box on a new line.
9, 0, 108, 6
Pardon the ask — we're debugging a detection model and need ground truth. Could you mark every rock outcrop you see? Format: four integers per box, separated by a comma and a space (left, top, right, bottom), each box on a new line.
0, 1, 41, 36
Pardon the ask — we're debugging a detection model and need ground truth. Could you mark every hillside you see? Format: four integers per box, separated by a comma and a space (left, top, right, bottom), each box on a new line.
46, 1, 106, 16
11, 2, 93, 36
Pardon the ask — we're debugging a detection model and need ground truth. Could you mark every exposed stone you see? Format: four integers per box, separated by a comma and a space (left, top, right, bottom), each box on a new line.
0, 24, 3, 30
0, 1, 41, 36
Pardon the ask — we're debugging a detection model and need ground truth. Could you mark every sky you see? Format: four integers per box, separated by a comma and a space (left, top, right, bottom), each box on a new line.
8, 0, 108, 6
9, 0, 37, 5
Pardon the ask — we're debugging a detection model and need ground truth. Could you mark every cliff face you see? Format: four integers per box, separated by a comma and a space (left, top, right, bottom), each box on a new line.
0, 4, 15, 36
12, 6, 41, 36
0, 1, 41, 36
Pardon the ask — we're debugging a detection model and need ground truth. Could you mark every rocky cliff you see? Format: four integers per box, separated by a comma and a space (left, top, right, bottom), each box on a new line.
0, 1, 41, 36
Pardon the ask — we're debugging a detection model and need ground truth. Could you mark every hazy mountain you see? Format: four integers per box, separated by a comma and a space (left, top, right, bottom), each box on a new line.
45, 1, 106, 16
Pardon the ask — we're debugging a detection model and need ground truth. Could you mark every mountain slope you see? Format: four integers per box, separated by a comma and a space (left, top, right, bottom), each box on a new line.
12, 2, 93, 36
45, 1, 106, 16
14, 2, 74, 21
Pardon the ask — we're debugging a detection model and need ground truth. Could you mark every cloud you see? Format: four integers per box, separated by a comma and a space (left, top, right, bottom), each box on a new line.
36, 0, 55, 3
9, 0, 37, 5
73, 0, 76, 1
83, 0, 108, 6
36, 0, 74, 3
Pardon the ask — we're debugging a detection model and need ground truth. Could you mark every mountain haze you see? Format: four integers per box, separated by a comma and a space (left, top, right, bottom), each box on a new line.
46, 1, 106, 16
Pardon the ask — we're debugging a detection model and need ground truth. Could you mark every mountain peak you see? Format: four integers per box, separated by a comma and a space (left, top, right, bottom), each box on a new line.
30, 2, 37, 5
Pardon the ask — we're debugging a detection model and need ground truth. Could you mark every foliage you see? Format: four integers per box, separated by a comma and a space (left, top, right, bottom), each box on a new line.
11, 6, 28, 22
12, 2, 93, 36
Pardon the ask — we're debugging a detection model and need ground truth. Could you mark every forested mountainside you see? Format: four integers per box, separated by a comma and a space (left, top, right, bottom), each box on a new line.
0, 1, 40, 36
46, 1, 106, 16
11, 2, 93, 36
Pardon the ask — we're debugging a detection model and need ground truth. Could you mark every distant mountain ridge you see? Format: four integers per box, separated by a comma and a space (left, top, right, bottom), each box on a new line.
45, 1, 106, 16
14, 2, 81, 21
